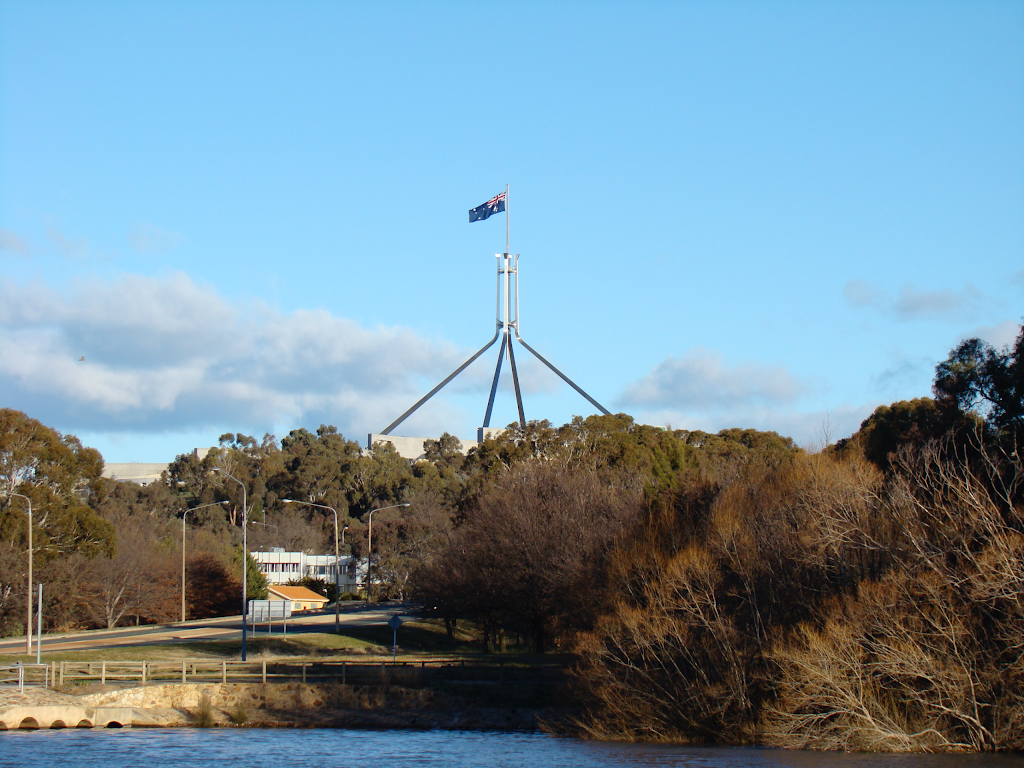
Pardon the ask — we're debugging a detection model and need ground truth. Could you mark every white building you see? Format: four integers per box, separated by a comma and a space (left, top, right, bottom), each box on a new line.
252, 548, 365, 593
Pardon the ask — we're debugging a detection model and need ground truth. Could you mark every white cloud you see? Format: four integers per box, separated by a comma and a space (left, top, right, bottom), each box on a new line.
959, 319, 1022, 350
870, 355, 935, 397
46, 225, 89, 260
615, 349, 877, 448
620, 348, 806, 411
0, 272, 486, 439
0, 228, 31, 256
129, 224, 184, 254
633, 403, 878, 450
843, 279, 981, 320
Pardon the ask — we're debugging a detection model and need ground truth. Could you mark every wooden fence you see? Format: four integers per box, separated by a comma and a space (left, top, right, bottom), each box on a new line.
51, 659, 564, 688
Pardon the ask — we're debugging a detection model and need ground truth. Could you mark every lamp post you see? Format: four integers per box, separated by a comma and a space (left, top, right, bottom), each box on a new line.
365, 503, 410, 603
4, 493, 33, 656
181, 501, 230, 622
282, 499, 343, 632
213, 468, 248, 661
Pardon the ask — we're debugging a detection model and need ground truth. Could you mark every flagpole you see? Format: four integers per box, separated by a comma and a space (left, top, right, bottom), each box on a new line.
505, 183, 510, 256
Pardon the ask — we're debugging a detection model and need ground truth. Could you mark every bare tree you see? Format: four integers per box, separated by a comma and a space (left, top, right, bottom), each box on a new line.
415, 462, 642, 652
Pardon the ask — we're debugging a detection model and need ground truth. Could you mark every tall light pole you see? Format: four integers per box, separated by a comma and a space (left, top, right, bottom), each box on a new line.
4, 493, 33, 656
365, 503, 410, 603
181, 501, 230, 622
283, 499, 342, 632
214, 468, 248, 661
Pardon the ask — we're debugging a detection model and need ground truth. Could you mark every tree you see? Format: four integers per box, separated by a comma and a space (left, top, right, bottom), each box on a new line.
934, 323, 1023, 442
422, 432, 465, 469
186, 553, 241, 619
369, 488, 454, 601
271, 426, 362, 511
232, 547, 269, 602
78, 510, 179, 628
414, 462, 642, 652
0, 410, 115, 635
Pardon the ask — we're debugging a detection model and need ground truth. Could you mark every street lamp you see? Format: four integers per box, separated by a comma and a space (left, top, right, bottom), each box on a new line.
213, 468, 248, 661
181, 501, 230, 622
3, 492, 33, 655
365, 503, 410, 603
282, 499, 343, 632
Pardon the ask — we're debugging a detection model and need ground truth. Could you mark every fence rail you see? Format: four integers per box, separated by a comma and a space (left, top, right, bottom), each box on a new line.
0, 664, 50, 691
51, 659, 563, 688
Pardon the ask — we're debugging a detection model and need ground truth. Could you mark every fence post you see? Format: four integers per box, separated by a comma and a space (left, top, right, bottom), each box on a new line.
59, 661, 65, 686
182, 660, 186, 684
222, 660, 227, 684
342, 661, 346, 686
261, 660, 267, 685
302, 662, 306, 684
101, 661, 106, 685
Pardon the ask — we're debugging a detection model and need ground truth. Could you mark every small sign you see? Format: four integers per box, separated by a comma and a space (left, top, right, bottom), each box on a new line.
248, 599, 292, 622
387, 614, 403, 630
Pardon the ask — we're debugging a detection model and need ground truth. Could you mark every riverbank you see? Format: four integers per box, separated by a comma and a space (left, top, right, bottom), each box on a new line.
1, 682, 556, 731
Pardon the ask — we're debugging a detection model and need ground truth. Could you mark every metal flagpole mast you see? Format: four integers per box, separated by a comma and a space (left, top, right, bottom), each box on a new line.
381, 185, 607, 438
503, 186, 528, 428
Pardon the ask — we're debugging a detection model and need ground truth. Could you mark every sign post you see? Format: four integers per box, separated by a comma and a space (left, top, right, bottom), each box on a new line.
387, 614, 403, 661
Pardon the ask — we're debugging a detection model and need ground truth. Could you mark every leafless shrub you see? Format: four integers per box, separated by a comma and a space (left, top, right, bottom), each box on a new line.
414, 462, 642, 652
571, 440, 1024, 750
761, 439, 1024, 751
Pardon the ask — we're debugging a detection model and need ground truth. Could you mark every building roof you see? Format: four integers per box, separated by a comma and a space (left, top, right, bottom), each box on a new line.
267, 585, 329, 603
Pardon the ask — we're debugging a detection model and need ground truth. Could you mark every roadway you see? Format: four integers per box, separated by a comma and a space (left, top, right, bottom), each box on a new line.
0, 603, 414, 656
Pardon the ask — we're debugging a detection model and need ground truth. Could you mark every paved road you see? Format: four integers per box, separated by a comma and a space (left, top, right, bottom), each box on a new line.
0, 603, 413, 656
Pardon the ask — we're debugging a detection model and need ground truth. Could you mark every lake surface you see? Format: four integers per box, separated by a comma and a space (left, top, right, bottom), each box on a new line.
1, 729, 1022, 768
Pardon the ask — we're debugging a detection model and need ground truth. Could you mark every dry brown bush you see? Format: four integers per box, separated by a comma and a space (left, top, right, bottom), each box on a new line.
569, 441, 1024, 750
413, 461, 642, 652
762, 441, 1024, 751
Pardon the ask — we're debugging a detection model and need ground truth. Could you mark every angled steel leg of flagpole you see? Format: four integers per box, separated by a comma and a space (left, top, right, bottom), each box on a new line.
514, 332, 611, 416
482, 333, 507, 428
506, 335, 527, 427
380, 327, 502, 436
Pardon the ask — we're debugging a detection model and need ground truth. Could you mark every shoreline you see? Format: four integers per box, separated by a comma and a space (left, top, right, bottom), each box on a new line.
0, 682, 557, 732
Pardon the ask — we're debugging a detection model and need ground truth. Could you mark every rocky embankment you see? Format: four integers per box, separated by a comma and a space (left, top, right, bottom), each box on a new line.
2, 683, 548, 730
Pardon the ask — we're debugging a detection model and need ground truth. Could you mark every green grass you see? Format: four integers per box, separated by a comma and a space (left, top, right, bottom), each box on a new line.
2, 618, 573, 669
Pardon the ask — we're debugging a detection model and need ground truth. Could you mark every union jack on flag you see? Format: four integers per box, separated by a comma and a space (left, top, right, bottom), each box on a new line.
469, 191, 506, 223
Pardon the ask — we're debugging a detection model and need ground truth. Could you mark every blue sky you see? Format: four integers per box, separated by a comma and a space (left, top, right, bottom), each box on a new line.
1, 1, 1022, 463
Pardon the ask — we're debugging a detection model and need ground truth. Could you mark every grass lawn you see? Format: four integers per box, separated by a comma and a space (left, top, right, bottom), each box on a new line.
4, 618, 572, 668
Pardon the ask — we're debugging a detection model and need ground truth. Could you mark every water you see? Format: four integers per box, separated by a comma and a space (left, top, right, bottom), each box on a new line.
0, 730, 1021, 768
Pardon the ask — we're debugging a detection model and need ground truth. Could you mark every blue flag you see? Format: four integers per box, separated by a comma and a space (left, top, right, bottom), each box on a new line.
469, 191, 506, 222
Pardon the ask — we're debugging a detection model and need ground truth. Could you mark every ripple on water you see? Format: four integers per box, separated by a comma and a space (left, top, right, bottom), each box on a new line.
1, 729, 1022, 768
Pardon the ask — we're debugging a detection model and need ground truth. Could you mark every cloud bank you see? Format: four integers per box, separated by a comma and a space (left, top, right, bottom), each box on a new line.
844, 279, 981, 320
620, 349, 806, 411
0, 272, 488, 439
129, 224, 184, 254
0, 228, 32, 256
617, 349, 871, 448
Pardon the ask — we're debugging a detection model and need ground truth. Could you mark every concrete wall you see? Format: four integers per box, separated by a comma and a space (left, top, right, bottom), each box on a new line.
366, 433, 486, 461
101, 463, 168, 486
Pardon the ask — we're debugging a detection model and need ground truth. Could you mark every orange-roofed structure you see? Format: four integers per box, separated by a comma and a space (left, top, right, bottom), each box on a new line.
267, 585, 329, 612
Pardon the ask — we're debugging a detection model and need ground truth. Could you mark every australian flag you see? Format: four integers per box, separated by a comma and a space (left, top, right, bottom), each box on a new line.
469, 191, 506, 222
